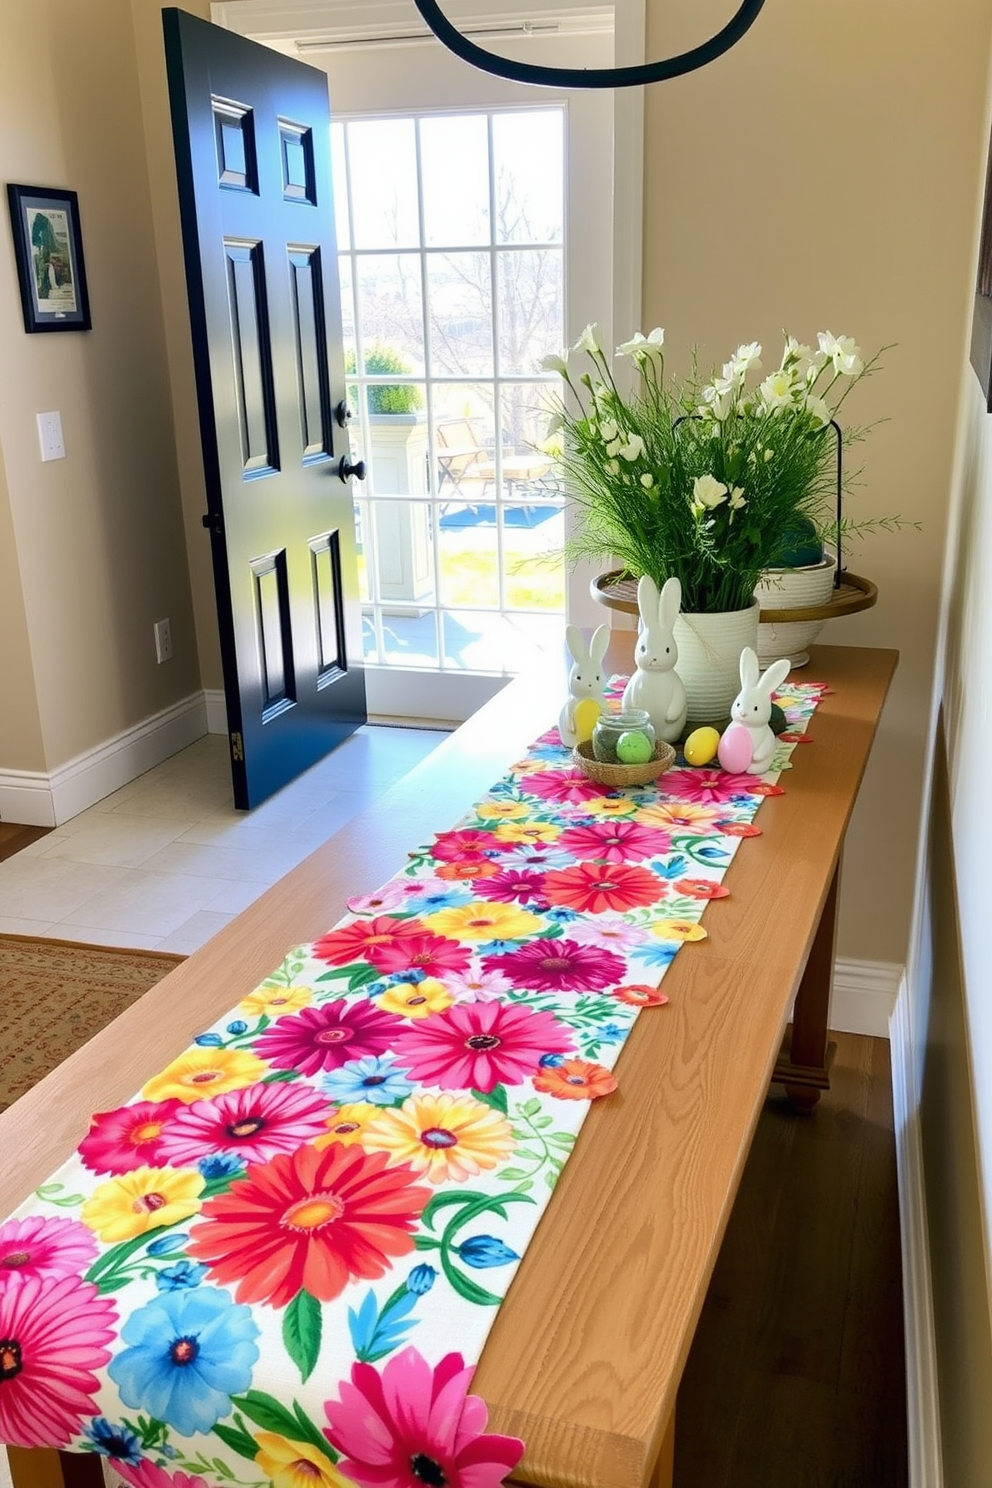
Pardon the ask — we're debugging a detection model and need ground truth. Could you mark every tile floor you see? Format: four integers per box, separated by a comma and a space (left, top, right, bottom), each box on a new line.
0, 724, 447, 954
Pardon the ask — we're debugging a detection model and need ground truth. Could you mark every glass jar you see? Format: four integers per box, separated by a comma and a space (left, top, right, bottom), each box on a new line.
591, 708, 657, 764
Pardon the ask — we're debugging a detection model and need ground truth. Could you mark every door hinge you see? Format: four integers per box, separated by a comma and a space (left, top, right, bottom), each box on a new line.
230, 731, 244, 762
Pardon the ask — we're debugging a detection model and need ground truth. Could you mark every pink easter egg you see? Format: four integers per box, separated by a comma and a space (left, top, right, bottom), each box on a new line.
718, 721, 753, 774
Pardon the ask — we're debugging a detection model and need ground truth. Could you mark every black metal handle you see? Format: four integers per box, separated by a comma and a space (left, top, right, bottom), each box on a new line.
201, 511, 223, 535
334, 400, 353, 428
337, 455, 366, 483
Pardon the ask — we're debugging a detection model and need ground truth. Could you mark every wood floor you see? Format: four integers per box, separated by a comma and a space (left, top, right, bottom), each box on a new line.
0, 823, 50, 862
675, 1031, 907, 1487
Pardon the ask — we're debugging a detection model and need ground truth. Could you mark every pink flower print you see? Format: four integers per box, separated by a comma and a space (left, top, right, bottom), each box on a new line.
565, 915, 650, 955
394, 1001, 572, 1092
661, 768, 759, 804
471, 869, 549, 906
323, 1346, 524, 1488
117, 1465, 210, 1488
155, 1080, 332, 1167
367, 933, 472, 980
0, 1273, 116, 1447
79, 1099, 183, 1175
558, 820, 672, 862
443, 965, 516, 1003
254, 998, 397, 1077
516, 768, 604, 805
483, 939, 626, 995
346, 882, 411, 915
0, 1217, 97, 1287
431, 828, 499, 863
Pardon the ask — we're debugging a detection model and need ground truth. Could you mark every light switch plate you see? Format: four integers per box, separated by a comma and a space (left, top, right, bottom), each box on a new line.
37, 411, 65, 462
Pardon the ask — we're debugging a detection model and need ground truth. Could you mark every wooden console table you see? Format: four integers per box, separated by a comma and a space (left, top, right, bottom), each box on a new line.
0, 640, 896, 1488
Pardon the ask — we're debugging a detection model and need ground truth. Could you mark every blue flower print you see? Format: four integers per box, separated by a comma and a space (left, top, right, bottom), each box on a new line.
155, 1260, 209, 1292
322, 1055, 414, 1106
631, 940, 679, 970
456, 1235, 520, 1269
543, 906, 579, 925
406, 1263, 437, 1295
539, 1053, 566, 1068
400, 885, 473, 915
599, 1023, 627, 1044
108, 1286, 259, 1437
225, 1020, 248, 1036
146, 1233, 189, 1258
197, 1153, 246, 1181
83, 1417, 142, 1465
193, 1033, 224, 1048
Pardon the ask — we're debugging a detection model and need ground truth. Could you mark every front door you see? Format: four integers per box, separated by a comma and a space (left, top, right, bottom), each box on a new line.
163, 8, 366, 809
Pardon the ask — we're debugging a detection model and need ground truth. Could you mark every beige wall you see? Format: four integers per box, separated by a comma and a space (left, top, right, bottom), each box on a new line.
0, 447, 45, 769
642, 0, 992, 965
0, 0, 201, 777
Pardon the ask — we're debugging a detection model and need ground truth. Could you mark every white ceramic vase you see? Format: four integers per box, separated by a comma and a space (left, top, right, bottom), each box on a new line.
754, 557, 836, 668
673, 599, 760, 729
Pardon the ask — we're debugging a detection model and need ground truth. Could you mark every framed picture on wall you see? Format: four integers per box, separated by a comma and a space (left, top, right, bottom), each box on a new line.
6, 183, 91, 332
970, 133, 992, 407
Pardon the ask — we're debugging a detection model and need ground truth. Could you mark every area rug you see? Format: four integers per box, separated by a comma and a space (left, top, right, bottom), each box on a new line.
0, 934, 184, 1111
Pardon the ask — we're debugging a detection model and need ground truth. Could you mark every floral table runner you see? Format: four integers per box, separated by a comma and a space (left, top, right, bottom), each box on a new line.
0, 679, 826, 1488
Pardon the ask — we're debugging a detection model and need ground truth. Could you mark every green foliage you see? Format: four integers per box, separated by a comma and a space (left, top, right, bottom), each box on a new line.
548, 329, 904, 613
346, 343, 422, 415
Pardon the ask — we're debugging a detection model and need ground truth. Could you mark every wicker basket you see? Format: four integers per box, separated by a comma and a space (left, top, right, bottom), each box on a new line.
572, 738, 676, 789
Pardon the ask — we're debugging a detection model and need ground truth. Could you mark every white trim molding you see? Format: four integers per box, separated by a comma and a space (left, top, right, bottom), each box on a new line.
890, 978, 944, 1488
830, 958, 903, 1038
203, 689, 229, 735
0, 694, 208, 828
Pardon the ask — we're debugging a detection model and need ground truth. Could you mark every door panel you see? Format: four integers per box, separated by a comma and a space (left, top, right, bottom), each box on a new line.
163, 9, 366, 809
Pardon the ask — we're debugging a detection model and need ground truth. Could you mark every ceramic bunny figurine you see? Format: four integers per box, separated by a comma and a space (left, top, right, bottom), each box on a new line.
719, 647, 792, 775
622, 575, 688, 743
559, 623, 610, 747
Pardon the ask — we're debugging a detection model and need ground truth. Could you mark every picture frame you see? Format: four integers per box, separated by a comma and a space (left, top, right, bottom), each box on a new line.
970, 130, 992, 408
6, 183, 91, 333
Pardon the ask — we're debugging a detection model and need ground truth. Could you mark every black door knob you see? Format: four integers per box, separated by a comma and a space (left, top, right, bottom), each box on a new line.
337, 455, 366, 482
334, 400, 354, 428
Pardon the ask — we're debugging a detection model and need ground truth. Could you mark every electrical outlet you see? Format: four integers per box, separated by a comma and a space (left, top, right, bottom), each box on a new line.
37, 411, 65, 462
154, 618, 173, 664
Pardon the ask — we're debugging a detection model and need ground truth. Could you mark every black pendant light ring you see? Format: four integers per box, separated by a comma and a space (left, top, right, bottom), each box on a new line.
411, 0, 767, 89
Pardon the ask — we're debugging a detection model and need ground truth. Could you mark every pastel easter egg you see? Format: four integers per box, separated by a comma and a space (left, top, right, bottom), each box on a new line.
617, 729, 653, 764
718, 721, 754, 774
684, 726, 720, 767
573, 697, 603, 744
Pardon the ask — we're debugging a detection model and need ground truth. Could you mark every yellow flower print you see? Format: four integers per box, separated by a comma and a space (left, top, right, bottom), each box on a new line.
239, 985, 313, 1018
492, 820, 560, 845
378, 977, 454, 1018
651, 919, 708, 943
254, 1433, 351, 1488
313, 1102, 380, 1150
81, 1165, 205, 1242
635, 801, 722, 830
423, 900, 544, 943
473, 799, 530, 821
581, 796, 638, 818
142, 1046, 268, 1105
363, 1091, 514, 1184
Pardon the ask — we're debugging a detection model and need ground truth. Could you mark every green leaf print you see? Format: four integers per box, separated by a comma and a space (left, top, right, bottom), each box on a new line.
283, 1288, 322, 1382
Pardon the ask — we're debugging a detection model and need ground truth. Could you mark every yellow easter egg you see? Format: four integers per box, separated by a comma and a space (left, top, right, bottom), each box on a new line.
573, 697, 603, 744
684, 726, 721, 767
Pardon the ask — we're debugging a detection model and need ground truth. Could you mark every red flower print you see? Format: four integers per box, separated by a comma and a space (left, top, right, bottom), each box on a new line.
313, 916, 427, 968
558, 820, 672, 862
187, 1143, 429, 1308
394, 1001, 573, 1092
367, 933, 472, 979
661, 768, 758, 803
716, 820, 762, 838
78, 1099, 183, 1174
778, 731, 812, 744
611, 983, 669, 1008
749, 781, 785, 797
542, 861, 663, 915
673, 878, 730, 900
431, 828, 499, 863
471, 869, 549, 906
482, 938, 626, 994
156, 1081, 332, 1167
0, 1273, 116, 1446
324, 1346, 524, 1488
516, 768, 603, 804
254, 999, 396, 1077
532, 1059, 617, 1101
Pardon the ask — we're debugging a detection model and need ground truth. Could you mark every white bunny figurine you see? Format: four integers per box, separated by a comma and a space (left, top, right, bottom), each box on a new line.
559, 623, 610, 747
621, 575, 688, 743
723, 647, 792, 775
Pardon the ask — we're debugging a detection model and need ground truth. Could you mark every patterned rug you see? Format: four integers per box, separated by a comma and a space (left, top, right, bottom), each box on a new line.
0, 935, 184, 1111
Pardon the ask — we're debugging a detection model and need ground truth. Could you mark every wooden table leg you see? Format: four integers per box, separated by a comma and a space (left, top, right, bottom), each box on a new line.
772, 858, 840, 1113
6, 1449, 104, 1488
650, 1408, 675, 1488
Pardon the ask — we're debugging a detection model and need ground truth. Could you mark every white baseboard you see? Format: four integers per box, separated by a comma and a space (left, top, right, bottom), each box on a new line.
0, 693, 208, 827
830, 958, 903, 1037
890, 978, 943, 1488
203, 688, 227, 735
